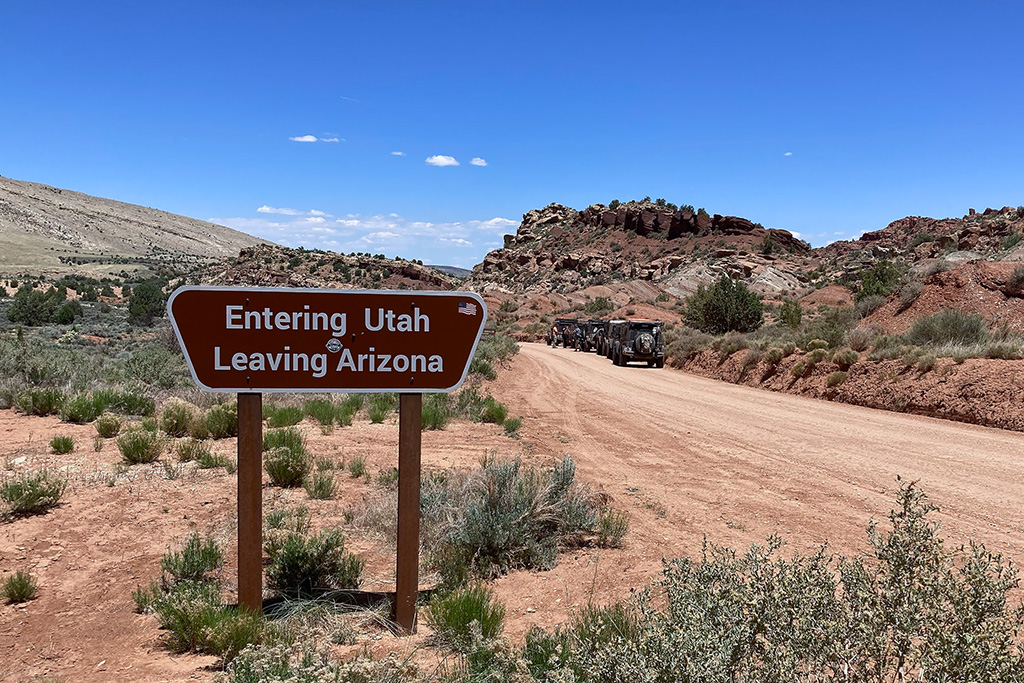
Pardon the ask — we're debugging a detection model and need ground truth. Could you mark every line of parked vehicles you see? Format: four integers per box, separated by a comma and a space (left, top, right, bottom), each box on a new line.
545, 316, 665, 368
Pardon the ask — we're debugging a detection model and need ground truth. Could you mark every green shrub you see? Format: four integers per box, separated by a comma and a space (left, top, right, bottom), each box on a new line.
522, 482, 1024, 683
800, 306, 859, 349
421, 393, 451, 430
95, 413, 123, 437
161, 532, 224, 584
918, 353, 938, 373
127, 280, 166, 327
778, 298, 802, 328
304, 471, 336, 500
832, 347, 859, 369
347, 455, 367, 478
426, 584, 506, 652
855, 259, 904, 301
7, 285, 64, 326
49, 435, 74, 454
16, 387, 65, 416
160, 398, 198, 437
176, 437, 209, 462
265, 529, 363, 598
367, 393, 395, 423
195, 448, 233, 470
908, 310, 988, 346
503, 416, 524, 437
790, 361, 808, 378
263, 427, 310, 487
910, 231, 935, 247
152, 580, 220, 652
123, 346, 189, 389
1001, 232, 1022, 251
3, 571, 38, 603
60, 392, 106, 423
855, 294, 887, 318
1, 469, 67, 516
205, 402, 238, 439
806, 338, 829, 351
826, 371, 848, 387
847, 326, 877, 352
265, 405, 303, 428
1007, 265, 1024, 293
480, 396, 508, 424
109, 389, 156, 417
303, 399, 338, 428
117, 429, 164, 464
597, 509, 630, 548
685, 276, 764, 334
665, 327, 713, 366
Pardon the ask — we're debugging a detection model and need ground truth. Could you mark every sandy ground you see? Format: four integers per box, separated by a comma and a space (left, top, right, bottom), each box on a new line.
3, 345, 1024, 681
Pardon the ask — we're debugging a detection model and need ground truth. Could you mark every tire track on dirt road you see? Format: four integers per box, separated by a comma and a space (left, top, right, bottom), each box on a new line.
495, 343, 1024, 562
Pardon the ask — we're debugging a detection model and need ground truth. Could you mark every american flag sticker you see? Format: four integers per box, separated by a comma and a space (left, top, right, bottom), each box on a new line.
458, 301, 478, 316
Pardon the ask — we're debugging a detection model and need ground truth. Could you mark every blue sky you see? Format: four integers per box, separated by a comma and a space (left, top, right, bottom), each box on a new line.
2, 1, 1023, 268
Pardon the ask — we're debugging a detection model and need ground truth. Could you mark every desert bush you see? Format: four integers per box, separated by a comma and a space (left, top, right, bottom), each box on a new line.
303, 398, 339, 429
205, 402, 238, 439
347, 455, 367, 479
790, 361, 808, 378
826, 371, 848, 387
153, 581, 263, 662
426, 584, 506, 652
800, 306, 858, 349
918, 353, 937, 373
924, 259, 952, 276
60, 392, 106, 423
106, 388, 156, 417
1002, 232, 1022, 251
503, 416, 524, 437
806, 348, 830, 365
161, 532, 224, 584
805, 338, 829, 351
907, 309, 988, 346
16, 387, 65, 416
985, 342, 1024, 360
304, 471, 336, 500
117, 428, 164, 464
854, 294, 887, 318
94, 413, 122, 437
421, 393, 451, 431
910, 231, 935, 247
897, 281, 923, 312
3, 571, 38, 603
855, 259, 905, 301
367, 397, 392, 423
176, 437, 209, 462
265, 404, 303, 428
831, 347, 859, 369
1, 469, 67, 516
777, 298, 802, 328
160, 398, 198, 437
122, 346, 189, 389
685, 276, 764, 334
597, 509, 630, 548
223, 646, 415, 683
196, 448, 233, 470
263, 428, 311, 487
502, 481, 1024, 683
49, 435, 74, 454
265, 529, 363, 598
1007, 265, 1024, 293
712, 331, 749, 361
846, 326, 877, 352
664, 326, 713, 366
480, 396, 508, 424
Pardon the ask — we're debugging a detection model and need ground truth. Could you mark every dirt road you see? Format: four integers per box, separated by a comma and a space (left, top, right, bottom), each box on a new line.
496, 343, 1024, 564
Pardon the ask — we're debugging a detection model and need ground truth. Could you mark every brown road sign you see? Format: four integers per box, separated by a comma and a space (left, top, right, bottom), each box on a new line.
167, 287, 487, 392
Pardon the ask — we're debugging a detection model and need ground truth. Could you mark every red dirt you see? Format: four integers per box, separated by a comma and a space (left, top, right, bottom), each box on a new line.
4, 346, 1024, 680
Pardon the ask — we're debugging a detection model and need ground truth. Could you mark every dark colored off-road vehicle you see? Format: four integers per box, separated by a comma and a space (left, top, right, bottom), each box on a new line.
601, 320, 627, 358
546, 318, 578, 347
609, 320, 665, 367
575, 319, 604, 352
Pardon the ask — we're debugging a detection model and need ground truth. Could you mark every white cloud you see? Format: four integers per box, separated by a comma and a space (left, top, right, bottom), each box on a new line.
289, 134, 343, 143
391, 151, 406, 156
470, 157, 487, 166
425, 155, 459, 167
210, 210, 520, 265
258, 205, 303, 215
784, 152, 793, 157
790, 231, 802, 238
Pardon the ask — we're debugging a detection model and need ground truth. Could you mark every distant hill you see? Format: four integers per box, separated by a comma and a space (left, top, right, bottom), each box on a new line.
428, 264, 472, 278
0, 175, 271, 277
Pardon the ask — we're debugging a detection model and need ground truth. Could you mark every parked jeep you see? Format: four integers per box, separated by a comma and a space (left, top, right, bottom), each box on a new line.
608, 320, 665, 367
575, 319, 604, 352
602, 320, 627, 358
546, 318, 578, 348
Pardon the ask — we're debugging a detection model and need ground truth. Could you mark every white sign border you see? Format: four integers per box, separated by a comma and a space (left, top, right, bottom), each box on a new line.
166, 285, 489, 394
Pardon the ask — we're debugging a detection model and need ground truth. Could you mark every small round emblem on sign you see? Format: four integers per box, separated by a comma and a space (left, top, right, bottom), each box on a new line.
325, 338, 343, 353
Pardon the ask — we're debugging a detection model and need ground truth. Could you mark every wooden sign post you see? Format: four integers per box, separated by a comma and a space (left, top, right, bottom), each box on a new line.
167, 287, 487, 632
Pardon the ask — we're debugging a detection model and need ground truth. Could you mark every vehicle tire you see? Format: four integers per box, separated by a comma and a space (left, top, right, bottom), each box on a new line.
656, 358, 665, 368
647, 360, 655, 368
635, 333, 655, 356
